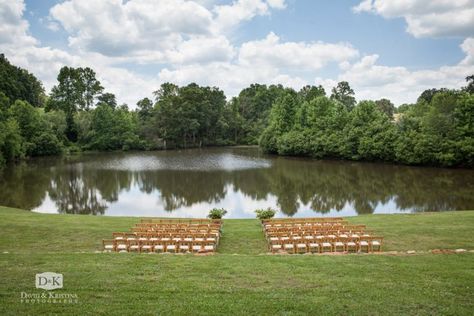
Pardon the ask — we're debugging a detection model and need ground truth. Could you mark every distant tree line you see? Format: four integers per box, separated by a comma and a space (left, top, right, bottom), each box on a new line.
260, 81, 474, 167
0, 54, 473, 168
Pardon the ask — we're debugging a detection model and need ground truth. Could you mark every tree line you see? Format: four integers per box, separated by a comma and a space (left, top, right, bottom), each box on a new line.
260, 81, 474, 167
0, 54, 473, 168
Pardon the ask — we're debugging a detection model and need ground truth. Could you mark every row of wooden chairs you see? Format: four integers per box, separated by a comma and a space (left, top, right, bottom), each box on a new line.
265, 225, 367, 235
262, 217, 343, 224
262, 218, 383, 254
131, 227, 220, 234
141, 218, 222, 224
113, 232, 218, 242
136, 222, 221, 229
264, 221, 349, 228
104, 218, 223, 253
267, 230, 374, 240
270, 236, 383, 253
103, 239, 216, 253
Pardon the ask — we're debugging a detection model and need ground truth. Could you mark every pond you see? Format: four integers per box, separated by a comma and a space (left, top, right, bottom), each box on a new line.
0, 147, 473, 218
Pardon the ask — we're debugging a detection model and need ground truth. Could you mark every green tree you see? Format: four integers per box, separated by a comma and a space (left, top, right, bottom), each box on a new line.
463, 75, 474, 94
49, 66, 104, 141
453, 92, 474, 166
136, 97, 153, 120
152, 83, 228, 148
0, 54, 45, 107
375, 98, 395, 119
260, 91, 298, 153
9, 100, 63, 156
298, 85, 326, 102
0, 118, 23, 165
97, 92, 117, 109
330, 81, 356, 111
342, 101, 396, 161
234, 84, 287, 144
79, 68, 104, 110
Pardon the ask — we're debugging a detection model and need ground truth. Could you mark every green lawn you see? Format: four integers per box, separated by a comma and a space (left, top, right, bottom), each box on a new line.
0, 206, 473, 315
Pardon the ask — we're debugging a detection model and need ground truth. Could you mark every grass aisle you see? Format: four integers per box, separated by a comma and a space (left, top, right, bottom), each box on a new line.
218, 219, 268, 255
0, 206, 473, 315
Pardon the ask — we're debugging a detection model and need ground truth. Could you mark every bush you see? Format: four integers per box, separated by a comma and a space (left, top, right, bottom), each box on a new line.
255, 207, 277, 220
207, 208, 227, 219
30, 132, 63, 156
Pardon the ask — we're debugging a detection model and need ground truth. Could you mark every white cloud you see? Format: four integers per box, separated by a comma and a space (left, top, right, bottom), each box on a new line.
214, 0, 285, 31
3, 0, 471, 109
166, 35, 235, 65
0, 0, 78, 90
354, 0, 474, 38
459, 37, 474, 65
267, 0, 287, 10
158, 61, 308, 97
157, 32, 360, 96
38, 16, 60, 32
320, 37, 474, 104
0, 0, 159, 106
239, 32, 359, 71
50, 0, 214, 57
158, 63, 272, 96
48, 0, 286, 63
0, 0, 36, 47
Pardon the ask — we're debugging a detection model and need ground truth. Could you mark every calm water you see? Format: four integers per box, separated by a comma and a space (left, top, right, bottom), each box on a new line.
0, 147, 473, 218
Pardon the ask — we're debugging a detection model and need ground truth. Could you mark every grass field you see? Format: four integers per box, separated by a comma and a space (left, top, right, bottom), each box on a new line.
0, 206, 473, 315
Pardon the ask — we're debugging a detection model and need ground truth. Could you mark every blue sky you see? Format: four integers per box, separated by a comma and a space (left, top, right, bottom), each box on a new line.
1, 0, 473, 106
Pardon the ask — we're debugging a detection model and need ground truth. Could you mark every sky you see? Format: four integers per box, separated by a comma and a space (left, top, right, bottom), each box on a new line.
1, 0, 473, 107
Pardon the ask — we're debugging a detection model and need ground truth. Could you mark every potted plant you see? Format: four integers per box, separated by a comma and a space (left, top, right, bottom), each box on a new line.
255, 207, 277, 221
207, 208, 227, 219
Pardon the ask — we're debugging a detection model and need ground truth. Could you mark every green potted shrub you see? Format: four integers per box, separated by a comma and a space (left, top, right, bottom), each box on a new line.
207, 208, 227, 219
255, 207, 277, 221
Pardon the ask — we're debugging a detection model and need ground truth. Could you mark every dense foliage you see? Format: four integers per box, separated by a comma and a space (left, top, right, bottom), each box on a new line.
0, 55, 473, 168
0, 54, 45, 107
260, 81, 474, 168
0, 92, 65, 165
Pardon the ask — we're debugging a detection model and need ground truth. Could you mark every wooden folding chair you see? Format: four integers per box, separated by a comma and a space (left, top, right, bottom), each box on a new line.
269, 239, 283, 253
137, 233, 149, 242
307, 239, 320, 253
128, 240, 140, 253
165, 240, 178, 253
102, 239, 115, 252
202, 241, 216, 253
282, 239, 295, 254
140, 240, 154, 253
115, 239, 128, 252
358, 236, 370, 253
369, 236, 383, 252
112, 232, 127, 240
345, 237, 358, 252
295, 238, 308, 254
320, 238, 333, 253
191, 241, 204, 253
153, 240, 165, 253
333, 237, 346, 252
125, 233, 137, 241
178, 240, 191, 253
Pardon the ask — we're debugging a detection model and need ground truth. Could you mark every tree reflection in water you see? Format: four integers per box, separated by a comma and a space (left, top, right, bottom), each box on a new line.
0, 148, 472, 216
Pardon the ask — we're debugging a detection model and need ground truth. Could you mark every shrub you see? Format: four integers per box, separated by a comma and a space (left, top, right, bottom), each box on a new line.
207, 208, 227, 219
255, 207, 277, 220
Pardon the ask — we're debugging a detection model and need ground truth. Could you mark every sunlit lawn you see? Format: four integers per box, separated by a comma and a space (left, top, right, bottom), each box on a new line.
0, 206, 473, 315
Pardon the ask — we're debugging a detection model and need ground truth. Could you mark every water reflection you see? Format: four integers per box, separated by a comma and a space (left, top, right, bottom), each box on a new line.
0, 148, 473, 217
